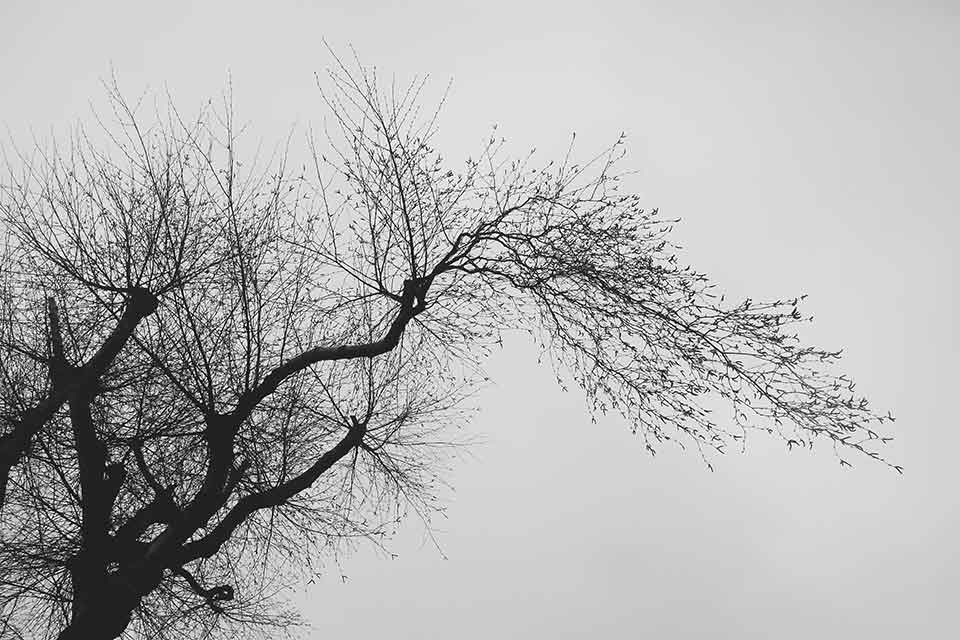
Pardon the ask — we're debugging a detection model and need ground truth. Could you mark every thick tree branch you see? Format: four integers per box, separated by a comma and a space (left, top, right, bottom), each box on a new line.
232, 276, 431, 422
0, 289, 158, 508
177, 417, 366, 564
140, 279, 426, 569
173, 567, 234, 614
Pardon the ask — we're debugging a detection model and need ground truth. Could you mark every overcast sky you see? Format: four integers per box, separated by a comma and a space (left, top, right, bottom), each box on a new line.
2, 1, 957, 638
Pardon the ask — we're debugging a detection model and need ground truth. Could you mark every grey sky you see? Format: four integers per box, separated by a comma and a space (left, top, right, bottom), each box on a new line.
2, 1, 957, 638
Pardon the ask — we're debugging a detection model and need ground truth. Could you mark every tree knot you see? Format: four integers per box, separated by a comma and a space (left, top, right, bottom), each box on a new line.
127, 287, 159, 317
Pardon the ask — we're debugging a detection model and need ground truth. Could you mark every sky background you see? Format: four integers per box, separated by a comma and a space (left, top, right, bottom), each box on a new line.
2, 1, 957, 638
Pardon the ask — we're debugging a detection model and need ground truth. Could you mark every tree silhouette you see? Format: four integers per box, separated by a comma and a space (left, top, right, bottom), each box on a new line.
0, 59, 895, 640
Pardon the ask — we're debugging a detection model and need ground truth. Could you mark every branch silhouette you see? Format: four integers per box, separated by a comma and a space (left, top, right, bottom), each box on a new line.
0, 58, 895, 640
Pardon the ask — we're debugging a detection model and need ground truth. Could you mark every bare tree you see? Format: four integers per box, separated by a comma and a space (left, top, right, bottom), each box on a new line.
0, 58, 896, 640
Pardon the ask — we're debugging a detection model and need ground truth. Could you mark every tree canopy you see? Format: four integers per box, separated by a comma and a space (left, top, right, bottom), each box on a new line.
0, 59, 895, 640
